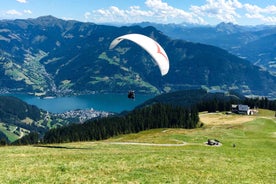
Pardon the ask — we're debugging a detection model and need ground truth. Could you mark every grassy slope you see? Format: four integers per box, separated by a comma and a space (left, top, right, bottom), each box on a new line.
0, 110, 275, 183
0, 123, 18, 142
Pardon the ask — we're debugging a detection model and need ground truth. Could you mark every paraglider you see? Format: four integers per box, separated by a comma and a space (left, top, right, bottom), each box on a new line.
109, 33, 169, 76
109, 33, 170, 99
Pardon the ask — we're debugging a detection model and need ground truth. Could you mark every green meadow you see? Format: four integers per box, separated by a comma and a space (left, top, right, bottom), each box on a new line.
0, 111, 275, 183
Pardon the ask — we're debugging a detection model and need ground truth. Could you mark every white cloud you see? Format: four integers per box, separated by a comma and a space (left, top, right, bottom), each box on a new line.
89, 0, 203, 24
127, 6, 154, 17
109, 6, 126, 18
91, 5, 153, 23
6, 9, 22, 16
16, 0, 27, 3
244, 4, 276, 24
4, 9, 32, 17
23, 9, 32, 14
84, 12, 91, 20
190, 0, 242, 23
145, 0, 203, 24
86, 0, 276, 25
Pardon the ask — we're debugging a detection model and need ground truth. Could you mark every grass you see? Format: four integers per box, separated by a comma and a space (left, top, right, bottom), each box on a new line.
0, 110, 275, 183
0, 123, 20, 142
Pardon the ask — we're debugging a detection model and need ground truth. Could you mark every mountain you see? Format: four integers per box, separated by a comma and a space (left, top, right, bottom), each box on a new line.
135, 89, 242, 110
0, 96, 45, 142
0, 95, 89, 143
1, 16, 276, 98
134, 22, 276, 75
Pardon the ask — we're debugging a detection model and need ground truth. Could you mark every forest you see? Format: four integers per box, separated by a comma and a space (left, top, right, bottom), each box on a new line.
0, 96, 41, 123
12, 103, 199, 144
42, 103, 199, 144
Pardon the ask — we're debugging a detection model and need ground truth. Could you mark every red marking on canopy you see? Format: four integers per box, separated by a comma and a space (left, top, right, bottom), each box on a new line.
155, 42, 168, 61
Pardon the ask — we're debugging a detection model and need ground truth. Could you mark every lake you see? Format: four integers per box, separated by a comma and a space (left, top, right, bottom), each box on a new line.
11, 93, 154, 113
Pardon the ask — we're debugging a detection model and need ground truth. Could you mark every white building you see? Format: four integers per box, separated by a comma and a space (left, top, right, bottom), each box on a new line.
231, 104, 250, 115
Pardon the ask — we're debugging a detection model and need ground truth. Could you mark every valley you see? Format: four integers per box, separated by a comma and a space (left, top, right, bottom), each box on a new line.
1, 16, 276, 98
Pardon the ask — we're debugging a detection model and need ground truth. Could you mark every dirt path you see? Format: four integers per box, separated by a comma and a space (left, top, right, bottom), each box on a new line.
107, 141, 221, 147
108, 142, 188, 147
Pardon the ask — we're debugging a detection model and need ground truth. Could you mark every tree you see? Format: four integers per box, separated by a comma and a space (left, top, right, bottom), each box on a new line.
12, 132, 39, 145
0, 138, 7, 146
42, 103, 200, 144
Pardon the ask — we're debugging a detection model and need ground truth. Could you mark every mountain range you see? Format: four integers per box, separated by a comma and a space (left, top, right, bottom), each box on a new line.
0, 16, 276, 98
134, 22, 276, 75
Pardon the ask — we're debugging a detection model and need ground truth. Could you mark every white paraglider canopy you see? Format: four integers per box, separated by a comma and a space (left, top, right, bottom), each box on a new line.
109, 33, 169, 76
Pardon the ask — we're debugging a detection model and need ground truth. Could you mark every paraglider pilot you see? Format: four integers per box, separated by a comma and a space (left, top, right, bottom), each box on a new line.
128, 90, 135, 99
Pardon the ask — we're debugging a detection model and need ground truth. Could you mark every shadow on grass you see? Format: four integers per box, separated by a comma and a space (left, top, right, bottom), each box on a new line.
34, 145, 93, 150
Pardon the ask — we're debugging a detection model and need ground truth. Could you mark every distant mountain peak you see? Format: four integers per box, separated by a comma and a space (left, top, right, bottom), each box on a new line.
30, 15, 66, 24
215, 22, 241, 34
34, 15, 60, 21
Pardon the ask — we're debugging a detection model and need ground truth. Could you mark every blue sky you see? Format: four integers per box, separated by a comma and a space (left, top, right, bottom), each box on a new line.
1, 0, 276, 25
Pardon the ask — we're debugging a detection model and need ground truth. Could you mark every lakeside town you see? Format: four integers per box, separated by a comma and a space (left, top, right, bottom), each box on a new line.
52, 108, 113, 123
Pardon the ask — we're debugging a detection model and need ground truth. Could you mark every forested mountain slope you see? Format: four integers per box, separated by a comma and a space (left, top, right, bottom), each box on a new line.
1, 16, 276, 98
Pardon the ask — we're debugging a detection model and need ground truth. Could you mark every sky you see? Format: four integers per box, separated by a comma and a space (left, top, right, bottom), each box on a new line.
1, 0, 276, 25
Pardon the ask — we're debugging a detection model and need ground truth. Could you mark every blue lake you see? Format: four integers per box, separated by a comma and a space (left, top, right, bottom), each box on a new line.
11, 94, 154, 113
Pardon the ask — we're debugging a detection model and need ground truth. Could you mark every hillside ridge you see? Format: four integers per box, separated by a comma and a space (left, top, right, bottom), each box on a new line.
1, 16, 276, 98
